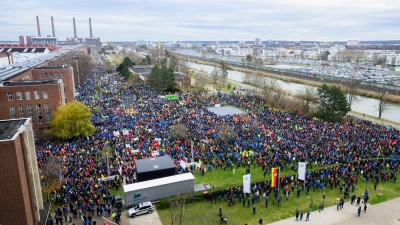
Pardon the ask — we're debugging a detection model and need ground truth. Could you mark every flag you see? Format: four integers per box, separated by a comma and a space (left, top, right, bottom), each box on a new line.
271, 168, 279, 187
243, 174, 251, 194
298, 162, 306, 180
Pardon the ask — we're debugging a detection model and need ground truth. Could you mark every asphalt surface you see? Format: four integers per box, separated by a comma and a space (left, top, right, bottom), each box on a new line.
269, 196, 400, 225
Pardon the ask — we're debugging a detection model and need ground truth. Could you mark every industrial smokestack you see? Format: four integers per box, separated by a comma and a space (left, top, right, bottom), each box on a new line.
89, 18, 93, 39
51, 16, 56, 37
36, 16, 41, 37
73, 17, 77, 38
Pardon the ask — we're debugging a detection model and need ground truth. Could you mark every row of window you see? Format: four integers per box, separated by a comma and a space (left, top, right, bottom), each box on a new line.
38, 72, 64, 79
7, 91, 48, 101
10, 104, 51, 124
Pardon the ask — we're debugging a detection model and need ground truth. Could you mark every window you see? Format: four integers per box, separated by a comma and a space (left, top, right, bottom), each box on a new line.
43, 90, 48, 99
25, 91, 31, 100
45, 73, 48, 78
36, 104, 43, 124
60, 72, 64, 78
34, 91, 40, 99
19, 105, 25, 118
7, 92, 13, 101
39, 73, 42, 79
50, 72, 53, 78
45, 103, 51, 123
55, 72, 58, 78
39, 128, 44, 138
10, 106, 16, 119
16, 92, 22, 100
27, 105, 34, 123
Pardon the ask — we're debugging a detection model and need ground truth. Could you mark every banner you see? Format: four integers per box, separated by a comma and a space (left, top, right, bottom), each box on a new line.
271, 168, 279, 188
152, 150, 160, 156
243, 174, 251, 194
125, 144, 131, 149
180, 160, 187, 169
123, 130, 129, 135
215, 104, 221, 107
155, 138, 161, 142
133, 137, 139, 141
113, 131, 119, 137
132, 149, 139, 153
298, 162, 306, 180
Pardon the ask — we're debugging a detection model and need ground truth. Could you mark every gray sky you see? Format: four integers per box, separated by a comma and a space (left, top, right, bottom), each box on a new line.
2, 0, 400, 42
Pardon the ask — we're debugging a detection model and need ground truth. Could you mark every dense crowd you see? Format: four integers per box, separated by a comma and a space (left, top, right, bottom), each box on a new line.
40, 65, 400, 224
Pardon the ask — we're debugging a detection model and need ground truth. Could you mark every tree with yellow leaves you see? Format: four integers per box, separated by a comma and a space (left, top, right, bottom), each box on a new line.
47, 101, 95, 139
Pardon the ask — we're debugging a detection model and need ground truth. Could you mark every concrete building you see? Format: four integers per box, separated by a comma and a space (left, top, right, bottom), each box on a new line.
0, 80, 66, 139
31, 37, 58, 46
0, 118, 43, 225
0, 52, 14, 66
347, 40, 359, 46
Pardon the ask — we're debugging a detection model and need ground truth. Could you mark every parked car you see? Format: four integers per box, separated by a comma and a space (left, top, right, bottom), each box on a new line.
128, 201, 155, 218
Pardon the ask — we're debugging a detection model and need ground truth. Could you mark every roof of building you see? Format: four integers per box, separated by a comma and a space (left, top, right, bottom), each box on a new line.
33, 66, 69, 70
135, 155, 176, 173
0, 50, 69, 82
0, 119, 27, 141
1, 80, 59, 87
0, 44, 61, 51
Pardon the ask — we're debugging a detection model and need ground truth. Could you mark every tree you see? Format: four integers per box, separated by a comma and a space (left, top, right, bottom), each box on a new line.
47, 101, 95, 139
321, 51, 330, 60
127, 73, 141, 85
122, 56, 134, 68
117, 56, 136, 80
260, 79, 278, 102
345, 78, 360, 107
375, 92, 391, 118
195, 72, 206, 91
147, 64, 176, 91
217, 124, 237, 144
296, 86, 317, 114
170, 124, 187, 140
40, 153, 62, 200
316, 84, 351, 121
211, 67, 220, 85
146, 55, 152, 65
77, 54, 95, 83
246, 54, 253, 65
219, 60, 229, 88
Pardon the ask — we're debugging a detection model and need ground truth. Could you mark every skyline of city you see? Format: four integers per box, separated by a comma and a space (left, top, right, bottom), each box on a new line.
2, 0, 400, 42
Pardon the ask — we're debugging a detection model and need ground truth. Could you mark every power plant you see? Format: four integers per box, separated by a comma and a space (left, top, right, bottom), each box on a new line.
18, 16, 101, 46
66, 17, 101, 46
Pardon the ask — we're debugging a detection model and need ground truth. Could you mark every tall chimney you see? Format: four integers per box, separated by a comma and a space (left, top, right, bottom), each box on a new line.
36, 16, 41, 37
51, 16, 56, 37
73, 17, 77, 38
89, 18, 93, 39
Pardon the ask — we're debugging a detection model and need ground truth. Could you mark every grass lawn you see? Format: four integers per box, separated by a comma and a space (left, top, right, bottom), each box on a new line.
157, 163, 400, 225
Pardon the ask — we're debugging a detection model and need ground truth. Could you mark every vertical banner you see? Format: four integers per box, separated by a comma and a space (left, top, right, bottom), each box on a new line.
298, 162, 306, 180
271, 168, 279, 187
243, 174, 251, 193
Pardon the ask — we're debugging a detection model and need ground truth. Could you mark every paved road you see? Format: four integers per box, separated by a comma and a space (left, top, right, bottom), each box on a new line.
269, 197, 400, 225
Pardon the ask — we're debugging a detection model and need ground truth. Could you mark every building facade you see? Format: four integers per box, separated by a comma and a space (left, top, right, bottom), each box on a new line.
0, 80, 66, 139
0, 118, 43, 225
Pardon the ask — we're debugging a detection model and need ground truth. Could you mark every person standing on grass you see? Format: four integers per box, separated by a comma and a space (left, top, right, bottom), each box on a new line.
300, 209, 304, 220
259, 218, 263, 225
253, 205, 256, 214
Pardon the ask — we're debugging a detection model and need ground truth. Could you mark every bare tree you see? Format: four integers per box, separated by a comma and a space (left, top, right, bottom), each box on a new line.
77, 54, 95, 83
217, 124, 237, 144
195, 73, 206, 91
211, 67, 220, 85
170, 124, 188, 140
272, 83, 283, 105
40, 153, 62, 200
219, 61, 229, 88
260, 79, 278, 102
296, 86, 318, 114
375, 92, 391, 118
345, 78, 360, 107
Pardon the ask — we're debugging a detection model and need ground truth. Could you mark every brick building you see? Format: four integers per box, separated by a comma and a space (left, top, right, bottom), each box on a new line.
0, 118, 43, 225
0, 80, 66, 139
31, 66, 75, 102
48, 59, 80, 87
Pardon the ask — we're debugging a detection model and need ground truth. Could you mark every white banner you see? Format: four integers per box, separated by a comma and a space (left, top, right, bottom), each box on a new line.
133, 137, 139, 141
125, 144, 131, 149
298, 162, 306, 180
215, 104, 221, 107
113, 131, 119, 137
123, 130, 129, 135
155, 138, 161, 142
132, 149, 139, 153
243, 174, 251, 194
180, 160, 187, 168
152, 150, 160, 156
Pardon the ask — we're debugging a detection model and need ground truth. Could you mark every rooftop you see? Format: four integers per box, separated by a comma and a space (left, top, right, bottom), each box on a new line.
33, 66, 70, 69
135, 155, 176, 173
1, 80, 59, 87
0, 119, 27, 141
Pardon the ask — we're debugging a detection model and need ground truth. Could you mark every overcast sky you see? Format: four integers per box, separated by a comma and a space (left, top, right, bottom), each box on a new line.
2, 0, 400, 42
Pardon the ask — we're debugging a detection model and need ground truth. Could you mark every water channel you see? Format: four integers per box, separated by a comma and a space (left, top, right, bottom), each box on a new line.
188, 61, 400, 123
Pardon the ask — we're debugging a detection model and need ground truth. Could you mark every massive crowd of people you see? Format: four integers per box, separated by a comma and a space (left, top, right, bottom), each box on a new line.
40, 64, 400, 224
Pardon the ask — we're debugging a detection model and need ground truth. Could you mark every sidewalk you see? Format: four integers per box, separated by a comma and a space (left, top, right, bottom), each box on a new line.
348, 111, 400, 130
269, 197, 400, 225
